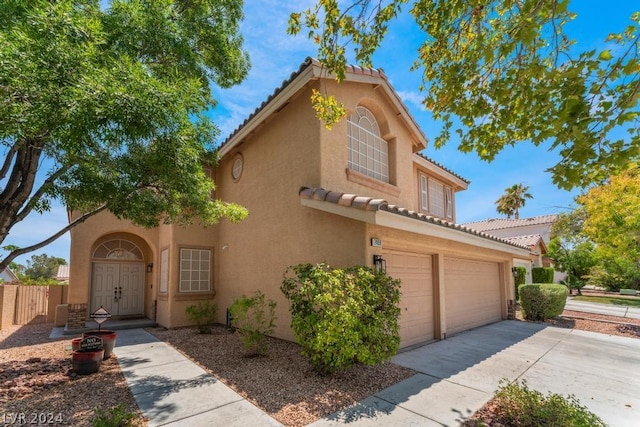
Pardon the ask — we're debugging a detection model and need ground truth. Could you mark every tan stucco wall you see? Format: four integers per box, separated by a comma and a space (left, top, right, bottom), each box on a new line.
214, 86, 368, 340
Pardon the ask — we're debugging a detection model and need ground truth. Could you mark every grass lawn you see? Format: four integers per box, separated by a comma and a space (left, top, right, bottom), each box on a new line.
573, 295, 640, 308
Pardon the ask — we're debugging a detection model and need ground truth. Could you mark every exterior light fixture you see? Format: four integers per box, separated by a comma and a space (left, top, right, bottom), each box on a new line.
147, 263, 153, 273
373, 255, 386, 273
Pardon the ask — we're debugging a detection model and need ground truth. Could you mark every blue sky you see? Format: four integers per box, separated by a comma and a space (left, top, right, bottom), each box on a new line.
5, 0, 636, 265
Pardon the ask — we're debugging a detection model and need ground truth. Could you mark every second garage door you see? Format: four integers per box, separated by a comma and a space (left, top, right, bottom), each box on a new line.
444, 257, 502, 335
385, 250, 434, 347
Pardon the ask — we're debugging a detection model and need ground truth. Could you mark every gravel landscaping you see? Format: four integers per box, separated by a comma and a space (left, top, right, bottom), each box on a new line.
1, 307, 639, 427
0, 323, 145, 426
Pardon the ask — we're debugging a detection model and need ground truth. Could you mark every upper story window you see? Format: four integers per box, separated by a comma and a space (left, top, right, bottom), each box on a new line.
419, 173, 453, 220
347, 106, 389, 183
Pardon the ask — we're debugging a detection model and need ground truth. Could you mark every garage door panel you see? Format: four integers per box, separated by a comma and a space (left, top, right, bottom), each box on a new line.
445, 258, 501, 335
385, 250, 435, 347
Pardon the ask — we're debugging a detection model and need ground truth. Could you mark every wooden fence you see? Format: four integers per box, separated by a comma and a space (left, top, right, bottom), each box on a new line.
0, 284, 68, 329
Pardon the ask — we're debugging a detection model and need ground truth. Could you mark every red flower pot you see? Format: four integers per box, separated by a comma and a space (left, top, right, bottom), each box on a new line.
72, 349, 104, 375
83, 330, 117, 360
71, 337, 82, 352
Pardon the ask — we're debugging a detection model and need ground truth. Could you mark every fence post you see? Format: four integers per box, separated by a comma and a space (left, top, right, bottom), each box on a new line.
0, 285, 18, 330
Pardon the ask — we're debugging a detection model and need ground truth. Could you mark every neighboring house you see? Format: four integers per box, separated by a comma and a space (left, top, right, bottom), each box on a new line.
56, 265, 70, 284
0, 267, 18, 283
463, 215, 561, 283
67, 58, 532, 348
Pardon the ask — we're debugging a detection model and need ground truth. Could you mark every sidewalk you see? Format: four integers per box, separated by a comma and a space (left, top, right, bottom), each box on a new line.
565, 297, 640, 320
114, 329, 282, 427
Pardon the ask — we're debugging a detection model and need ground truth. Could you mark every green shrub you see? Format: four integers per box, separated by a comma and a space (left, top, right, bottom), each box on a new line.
185, 300, 217, 334
229, 290, 277, 356
519, 284, 568, 321
532, 267, 555, 283
92, 404, 135, 427
281, 263, 401, 375
487, 379, 606, 427
513, 266, 527, 301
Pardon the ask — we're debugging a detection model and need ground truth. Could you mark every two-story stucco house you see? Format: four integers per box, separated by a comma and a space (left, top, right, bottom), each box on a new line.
66, 58, 533, 348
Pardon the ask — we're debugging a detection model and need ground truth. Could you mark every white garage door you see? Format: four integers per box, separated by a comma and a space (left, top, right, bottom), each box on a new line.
384, 250, 434, 347
444, 257, 502, 335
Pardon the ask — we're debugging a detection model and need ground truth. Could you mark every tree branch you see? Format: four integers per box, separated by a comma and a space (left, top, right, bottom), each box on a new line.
0, 142, 19, 181
13, 166, 67, 226
0, 204, 108, 272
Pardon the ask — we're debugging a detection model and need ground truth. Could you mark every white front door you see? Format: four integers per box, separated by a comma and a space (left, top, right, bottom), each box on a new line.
91, 262, 144, 317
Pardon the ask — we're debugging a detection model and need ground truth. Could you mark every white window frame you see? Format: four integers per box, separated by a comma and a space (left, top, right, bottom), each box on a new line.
420, 174, 453, 220
347, 106, 389, 183
419, 174, 428, 211
179, 248, 211, 293
160, 248, 169, 293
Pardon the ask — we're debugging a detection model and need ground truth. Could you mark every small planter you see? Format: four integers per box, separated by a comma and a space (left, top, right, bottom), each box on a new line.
72, 349, 104, 375
71, 337, 82, 352
83, 330, 117, 360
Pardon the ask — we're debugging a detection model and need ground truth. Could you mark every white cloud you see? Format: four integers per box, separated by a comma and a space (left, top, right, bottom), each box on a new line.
396, 90, 426, 111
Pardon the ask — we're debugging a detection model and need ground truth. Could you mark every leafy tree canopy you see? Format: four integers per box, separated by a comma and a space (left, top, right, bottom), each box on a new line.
24, 253, 67, 280
288, 0, 640, 190
547, 208, 596, 292
0, 0, 250, 270
579, 167, 640, 266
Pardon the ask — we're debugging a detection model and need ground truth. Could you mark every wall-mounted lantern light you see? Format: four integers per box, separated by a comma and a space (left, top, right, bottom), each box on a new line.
147, 263, 153, 273
373, 255, 386, 273
511, 266, 518, 278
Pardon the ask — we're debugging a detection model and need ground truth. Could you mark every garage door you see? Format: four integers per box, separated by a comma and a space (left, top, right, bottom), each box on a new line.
384, 250, 434, 347
444, 257, 502, 335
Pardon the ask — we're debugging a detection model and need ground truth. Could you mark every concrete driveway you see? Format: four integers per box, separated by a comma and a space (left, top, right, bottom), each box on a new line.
312, 321, 640, 426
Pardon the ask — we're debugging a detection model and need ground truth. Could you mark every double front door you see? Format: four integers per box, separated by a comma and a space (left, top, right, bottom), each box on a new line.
91, 263, 144, 317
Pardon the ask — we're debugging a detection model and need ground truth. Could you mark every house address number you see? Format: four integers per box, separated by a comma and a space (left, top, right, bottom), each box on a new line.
370, 238, 382, 247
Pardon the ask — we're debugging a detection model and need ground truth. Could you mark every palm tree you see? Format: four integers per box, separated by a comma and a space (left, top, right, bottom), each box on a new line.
495, 183, 533, 219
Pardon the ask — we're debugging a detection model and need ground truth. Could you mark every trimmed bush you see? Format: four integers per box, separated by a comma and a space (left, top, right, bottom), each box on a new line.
519, 284, 568, 321
532, 267, 554, 283
513, 266, 527, 301
185, 300, 217, 334
229, 290, 277, 356
281, 263, 401, 375
487, 379, 606, 427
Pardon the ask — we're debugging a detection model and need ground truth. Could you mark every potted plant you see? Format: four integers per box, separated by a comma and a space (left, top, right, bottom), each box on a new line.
72, 336, 104, 375
82, 329, 117, 359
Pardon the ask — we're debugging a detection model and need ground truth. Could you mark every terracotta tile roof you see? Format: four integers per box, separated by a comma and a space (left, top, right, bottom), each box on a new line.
415, 152, 470, 184
463, 215, 558, 232
219, 57, 394, 151
217, 57, 431, 155
299, 187, 531, 250
504, 234, 544, 248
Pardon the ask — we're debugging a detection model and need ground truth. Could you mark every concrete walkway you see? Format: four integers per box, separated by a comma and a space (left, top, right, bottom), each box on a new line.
565, 297, 640, 320
110, 298, 640, 426
114, 329, 282, 426
312, 321, 640, 427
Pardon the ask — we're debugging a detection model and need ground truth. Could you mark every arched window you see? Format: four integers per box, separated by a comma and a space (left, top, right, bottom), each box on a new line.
347, 106, 389, 183
93, 239, 144, 260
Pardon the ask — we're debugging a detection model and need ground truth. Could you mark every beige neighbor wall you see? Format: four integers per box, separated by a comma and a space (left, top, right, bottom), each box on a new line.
214, 85, 368, 341
68, 212, 158, 322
